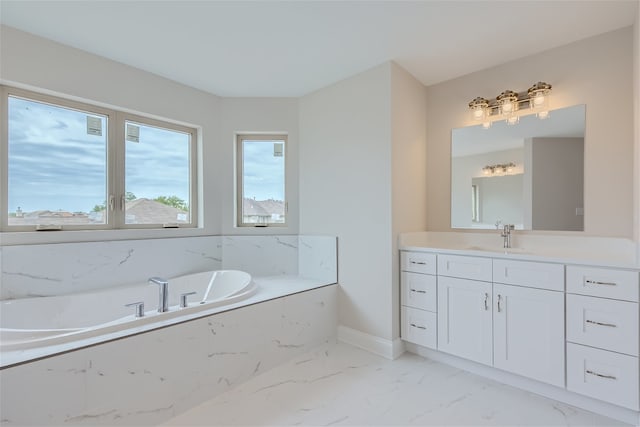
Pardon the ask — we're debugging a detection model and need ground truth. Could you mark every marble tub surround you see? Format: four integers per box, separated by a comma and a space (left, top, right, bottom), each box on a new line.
163, 342, 624, 426
399, 231, 639, 268
0, 284, 337, 426
0, 234, 337, 300
1, 276, 335, 368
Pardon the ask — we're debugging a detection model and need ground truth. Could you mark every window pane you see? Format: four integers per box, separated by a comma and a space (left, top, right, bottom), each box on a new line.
124, 121, 191, 225
241, 138, 285, 225
7, 96, 108, 226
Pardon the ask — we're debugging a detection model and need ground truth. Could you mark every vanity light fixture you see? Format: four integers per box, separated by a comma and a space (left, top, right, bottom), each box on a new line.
482, 162, 516, 176
469, 82, 552, 127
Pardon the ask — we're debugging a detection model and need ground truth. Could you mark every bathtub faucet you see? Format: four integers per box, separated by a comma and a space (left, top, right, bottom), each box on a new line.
149, 277, 169, 312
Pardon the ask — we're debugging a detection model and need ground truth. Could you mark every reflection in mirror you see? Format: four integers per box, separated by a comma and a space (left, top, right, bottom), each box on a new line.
451, 105, 585, 231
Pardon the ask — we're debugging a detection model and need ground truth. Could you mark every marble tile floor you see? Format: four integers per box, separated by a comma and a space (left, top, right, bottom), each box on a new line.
163, 342, 626, 426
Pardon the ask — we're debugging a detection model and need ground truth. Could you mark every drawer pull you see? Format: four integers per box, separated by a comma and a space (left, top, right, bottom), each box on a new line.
410, 261, 427, 265
410, 323, 427, 330
585, 319, 617, 328
586, 370, 617, 380
483, 293, 489, 311
410, 288, 426, 294
585, 279, 617, 287
497, 294, 503, 313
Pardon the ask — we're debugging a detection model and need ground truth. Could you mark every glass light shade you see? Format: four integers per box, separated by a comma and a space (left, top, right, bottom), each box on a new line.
482, 121, 492, 129
506, 115, 519, 125
472, 106, 486, 120
537, 110, 550, 120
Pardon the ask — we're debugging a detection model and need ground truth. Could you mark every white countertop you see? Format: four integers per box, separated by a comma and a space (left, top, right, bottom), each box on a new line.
399, 232, 640, 270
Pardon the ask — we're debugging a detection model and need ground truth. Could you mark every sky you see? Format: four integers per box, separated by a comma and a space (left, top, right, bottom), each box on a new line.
7, 96, 285, 214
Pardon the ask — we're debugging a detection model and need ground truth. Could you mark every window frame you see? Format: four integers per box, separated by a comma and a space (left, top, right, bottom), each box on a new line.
1, 85, 198, 232
235, 133, 288, 228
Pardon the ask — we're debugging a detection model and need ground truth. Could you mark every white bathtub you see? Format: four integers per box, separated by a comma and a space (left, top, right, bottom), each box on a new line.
0, 270, 257, 353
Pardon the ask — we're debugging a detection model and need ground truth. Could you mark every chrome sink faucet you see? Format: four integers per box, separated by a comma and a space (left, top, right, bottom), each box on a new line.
501, 224, 515, 249
149, 277, 169, 312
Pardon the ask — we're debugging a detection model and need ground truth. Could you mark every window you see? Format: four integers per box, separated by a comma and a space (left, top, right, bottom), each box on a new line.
236, 134, 287, 227
471, 184, 479, 223
1, 86, 198, 231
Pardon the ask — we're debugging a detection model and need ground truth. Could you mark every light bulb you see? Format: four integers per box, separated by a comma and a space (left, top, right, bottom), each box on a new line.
482, 121, 492, 129
507, 115, 519, 125
473, 108, 484, 119
538, 111, 549, 119
502, 102, 513, 113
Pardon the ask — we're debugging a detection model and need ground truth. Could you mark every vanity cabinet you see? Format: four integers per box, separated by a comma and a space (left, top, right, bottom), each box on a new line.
435, 254, 565, 385
400, 246, 640, 419
565, 265, 640, 410
400, 252, 438, 349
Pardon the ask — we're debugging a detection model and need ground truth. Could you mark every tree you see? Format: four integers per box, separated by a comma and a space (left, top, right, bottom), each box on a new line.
125, 192, 136, 201
154, 195, 188, 211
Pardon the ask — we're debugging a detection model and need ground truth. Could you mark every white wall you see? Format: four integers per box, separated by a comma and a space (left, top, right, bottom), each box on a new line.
0, 26, 299, 243
426, 27, 635, 238
299, 63, 394, 340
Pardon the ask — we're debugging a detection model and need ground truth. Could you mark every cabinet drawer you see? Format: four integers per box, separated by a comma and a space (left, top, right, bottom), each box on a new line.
401, 272, 437, 312
493, 259, 564, 291
567, 266, 639, 302
437, 254, 492, 282
401, 251, 437, 275
567, 343, 639, 410
567, 294, 639, 356
401, 306, 437, 349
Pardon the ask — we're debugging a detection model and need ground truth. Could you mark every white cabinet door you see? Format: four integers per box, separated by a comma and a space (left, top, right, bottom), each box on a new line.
437, 276, 493, 365
493, 283, 565, 387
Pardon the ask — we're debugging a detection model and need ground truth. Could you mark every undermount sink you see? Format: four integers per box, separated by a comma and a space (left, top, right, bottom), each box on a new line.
464, 246, 531, 255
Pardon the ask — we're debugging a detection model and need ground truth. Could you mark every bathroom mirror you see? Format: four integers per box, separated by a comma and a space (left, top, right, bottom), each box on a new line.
451, 104, 585, 231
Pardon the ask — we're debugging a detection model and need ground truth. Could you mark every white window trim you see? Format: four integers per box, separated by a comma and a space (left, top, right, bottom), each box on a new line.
0, 85, 199, 235
235, 133, 288, 228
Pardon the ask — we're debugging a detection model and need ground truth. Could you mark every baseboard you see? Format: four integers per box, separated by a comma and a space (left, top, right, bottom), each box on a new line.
405, 342, 640, 426
337, 325, 405, 360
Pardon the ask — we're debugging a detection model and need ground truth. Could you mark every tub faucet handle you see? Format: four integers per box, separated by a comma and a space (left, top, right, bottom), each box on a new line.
125, 301, 145, 318
180, 291, 197, 308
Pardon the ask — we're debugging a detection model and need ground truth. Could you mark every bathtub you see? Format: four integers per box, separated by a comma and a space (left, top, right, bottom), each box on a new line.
0, 270, 257, 353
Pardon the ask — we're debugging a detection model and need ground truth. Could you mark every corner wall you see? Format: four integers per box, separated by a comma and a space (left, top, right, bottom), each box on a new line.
299, 63, 394, 341
299, 62, 428, 346
426, 27, 635, 238
390, 63, 428, 339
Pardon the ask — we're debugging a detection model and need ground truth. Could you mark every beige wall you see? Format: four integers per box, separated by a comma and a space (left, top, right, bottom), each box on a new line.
634, 6, 640, 245
299, 63, 394, 340
529, 137, 584, 231
426, 27, 634, 238
0, 26, 299, 241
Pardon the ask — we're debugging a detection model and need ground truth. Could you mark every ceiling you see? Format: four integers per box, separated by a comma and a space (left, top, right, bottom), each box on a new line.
1, 1, 637, 97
